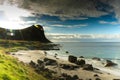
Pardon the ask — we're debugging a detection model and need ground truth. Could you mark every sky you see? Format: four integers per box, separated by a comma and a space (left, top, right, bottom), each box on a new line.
1, 0, 120, 42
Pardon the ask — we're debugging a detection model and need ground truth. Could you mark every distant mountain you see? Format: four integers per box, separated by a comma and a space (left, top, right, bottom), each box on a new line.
0, 25, 51, 43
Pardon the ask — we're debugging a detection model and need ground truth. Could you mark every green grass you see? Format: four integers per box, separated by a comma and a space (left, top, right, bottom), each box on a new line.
0, 39, 56, 52
0, 50, 48, 80
0, 39, 56, 80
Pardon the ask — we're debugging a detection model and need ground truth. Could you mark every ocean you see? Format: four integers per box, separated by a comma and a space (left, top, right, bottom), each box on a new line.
55, 42, 120, 59
46, 42, 120, 76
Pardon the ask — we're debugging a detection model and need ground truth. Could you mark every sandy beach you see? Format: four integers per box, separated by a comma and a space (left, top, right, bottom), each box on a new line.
11, 50, 120, 80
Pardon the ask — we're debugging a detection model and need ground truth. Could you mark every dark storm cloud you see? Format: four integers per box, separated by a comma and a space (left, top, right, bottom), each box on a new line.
0, 0, 111, 20
1, 0, 120, 21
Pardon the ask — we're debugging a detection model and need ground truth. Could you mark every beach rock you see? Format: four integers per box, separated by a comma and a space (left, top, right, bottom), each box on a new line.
94, 74, 99, 77
105, 60, 117, 67
92, 57, 101, 61
61, 73, 77, 80
29, 60, 36, 68
68, 55, 77, 63
73, 75, 79, 80
76, 59, 86, 66
60, 64, 79, 70
83, 64, 94, 71
37, 59, 44, 65
44, 58, 57, 65
79, 56, 84, 58
95, 78, 101, 80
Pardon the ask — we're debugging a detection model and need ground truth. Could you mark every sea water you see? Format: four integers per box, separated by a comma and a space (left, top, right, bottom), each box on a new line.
47, 42, 120, 76
55, 42, 120, 59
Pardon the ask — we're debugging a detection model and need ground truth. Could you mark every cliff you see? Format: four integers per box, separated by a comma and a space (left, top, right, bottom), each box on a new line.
0, 25, 51, 43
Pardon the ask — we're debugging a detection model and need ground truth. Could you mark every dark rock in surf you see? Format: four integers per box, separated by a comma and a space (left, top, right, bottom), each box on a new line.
105, 60, 117, 67
79, 56, 84, 58
92, 57, 101, 61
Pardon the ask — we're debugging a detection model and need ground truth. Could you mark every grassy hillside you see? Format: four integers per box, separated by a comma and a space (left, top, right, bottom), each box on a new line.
0, 39, 58, 52
0, 50, 48, 80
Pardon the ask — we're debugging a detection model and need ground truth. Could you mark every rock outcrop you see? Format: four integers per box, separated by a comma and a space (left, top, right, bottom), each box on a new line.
83, 64, 94, 71
76, 59, 86, 66
105, 60, 117, 67
0, 25, 50, 43
68, 55, 77, 63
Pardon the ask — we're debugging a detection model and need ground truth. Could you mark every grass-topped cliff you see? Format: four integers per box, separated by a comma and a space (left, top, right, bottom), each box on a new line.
0, 50, 48, 80
0, 39, 60, 80
0, 39, 59, 52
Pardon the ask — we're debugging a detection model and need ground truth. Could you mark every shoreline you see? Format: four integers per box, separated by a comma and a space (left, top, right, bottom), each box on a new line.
10, 50, 120, 80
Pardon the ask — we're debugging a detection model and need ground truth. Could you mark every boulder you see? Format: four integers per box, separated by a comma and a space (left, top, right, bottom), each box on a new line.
92, 57, 101, 61
60, 64, 79, 70
83, 64, 94, 71
76, 59, 85, 66
105, 60, 117, 67
61, 73, 75, 80
37, 59, 44, 65
29, 60, 36, 68
79, 56, 84, 58
96, 78, 101, 80
73, 75, 79, 80
68, 55, 77, 63
44, 58, 57, 65
94, 74, 99, 77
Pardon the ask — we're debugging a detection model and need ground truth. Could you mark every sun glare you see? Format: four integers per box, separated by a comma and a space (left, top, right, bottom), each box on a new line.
0, 1, 33, 30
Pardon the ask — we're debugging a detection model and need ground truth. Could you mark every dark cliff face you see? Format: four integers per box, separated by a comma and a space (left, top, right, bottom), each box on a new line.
0, 25, 51, 43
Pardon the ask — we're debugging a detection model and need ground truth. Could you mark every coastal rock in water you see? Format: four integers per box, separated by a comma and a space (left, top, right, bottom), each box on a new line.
76, 59, 86, 66
0, 25, 50, 43
44, 58, 57, 65
83, 64, 94, 71
92, 57, 101, 61
68, 55, 77, 63
105, 60, 117, 67
79, 56, 84, 58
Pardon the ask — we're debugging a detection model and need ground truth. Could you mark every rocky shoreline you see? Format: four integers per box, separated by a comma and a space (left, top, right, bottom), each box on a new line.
10, 50, 120, 80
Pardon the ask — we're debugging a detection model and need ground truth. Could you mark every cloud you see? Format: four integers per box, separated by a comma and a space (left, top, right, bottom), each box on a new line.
100, 0, 120, 22
46, 34, 120, 39
108, 0, 120, 21
0, 0, 110, 20
0, 2, 33, 29
99, 20, 120, 25
51, 24, 88, 28
60, 17, 89, 21
1, 0, 120, 24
